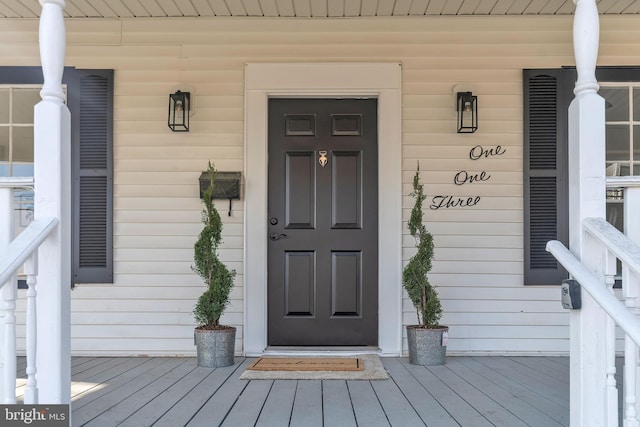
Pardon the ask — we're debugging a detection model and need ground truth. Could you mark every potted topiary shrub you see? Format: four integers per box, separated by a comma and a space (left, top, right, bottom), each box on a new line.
192, 161, 237, 367
403, 163, 448, 366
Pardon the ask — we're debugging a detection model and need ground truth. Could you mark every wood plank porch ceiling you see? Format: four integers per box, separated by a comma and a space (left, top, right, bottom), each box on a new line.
2, 0, 640, 19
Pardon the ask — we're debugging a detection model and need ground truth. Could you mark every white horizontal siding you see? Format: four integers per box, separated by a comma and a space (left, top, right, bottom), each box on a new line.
3, 14, 639, 356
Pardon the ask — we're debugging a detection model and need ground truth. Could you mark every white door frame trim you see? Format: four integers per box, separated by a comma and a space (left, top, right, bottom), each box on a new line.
244, 62, 403, 356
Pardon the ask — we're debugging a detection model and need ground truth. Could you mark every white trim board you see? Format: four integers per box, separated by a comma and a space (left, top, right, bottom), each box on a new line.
244, 63, 403, 356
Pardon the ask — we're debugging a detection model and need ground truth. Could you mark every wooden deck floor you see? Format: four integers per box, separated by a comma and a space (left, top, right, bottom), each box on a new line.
17, 356, 570, 426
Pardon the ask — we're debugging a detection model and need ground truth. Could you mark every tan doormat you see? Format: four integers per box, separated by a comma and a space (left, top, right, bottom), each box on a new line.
247, 357, 364, 372
239, 354, 388, 380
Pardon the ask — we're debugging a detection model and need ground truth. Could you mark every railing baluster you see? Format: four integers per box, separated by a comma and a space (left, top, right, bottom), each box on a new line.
629, 266, 640, 425
24, 252, 38, 404
2, 179, 54, 404
605, 250, 618, 425
625, 263, 640, 426
624, 185, 640, 423
1, 280, 16, 404
0, 184, 16, 404
625, 336, 639, 426
0, 186, 8, 403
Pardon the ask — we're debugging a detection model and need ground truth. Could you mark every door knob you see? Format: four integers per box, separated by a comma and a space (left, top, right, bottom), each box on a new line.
269, 233, 287, 241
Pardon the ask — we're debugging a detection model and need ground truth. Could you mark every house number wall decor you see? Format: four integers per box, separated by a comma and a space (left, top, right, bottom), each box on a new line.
430, 144, 506, 210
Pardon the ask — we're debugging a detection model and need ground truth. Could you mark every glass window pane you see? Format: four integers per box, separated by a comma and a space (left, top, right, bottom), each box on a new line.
0, 164, 8, 176
12, 126, 33, 162
14, 188, 34, 244
602, 87, 629, 121
0, 126, 8, 161
12, 88, 40, 124
635, 88, 640, 121
12, 163, 34, 177
635, 125, 640, 161
606, 202, 624, 232
0, 89, 9, 123
606, 162, 621, 176
606, 124, 630, 161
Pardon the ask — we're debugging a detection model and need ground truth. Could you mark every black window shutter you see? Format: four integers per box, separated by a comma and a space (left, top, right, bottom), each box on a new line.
0, 67, 113, 285
68, 69, 114, 284
523, 69, 569, 285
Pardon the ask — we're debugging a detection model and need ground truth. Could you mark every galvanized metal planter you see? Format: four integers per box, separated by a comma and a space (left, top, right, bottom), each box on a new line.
194, 327, 236, 368
406, 325, 448, 366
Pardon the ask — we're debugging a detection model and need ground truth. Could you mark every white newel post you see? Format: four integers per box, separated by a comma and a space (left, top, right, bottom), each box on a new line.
569, 1, 607, 425
35, 0, 71, 404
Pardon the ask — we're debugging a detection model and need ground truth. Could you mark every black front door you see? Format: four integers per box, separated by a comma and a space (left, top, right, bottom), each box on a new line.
267, 98, 378, 346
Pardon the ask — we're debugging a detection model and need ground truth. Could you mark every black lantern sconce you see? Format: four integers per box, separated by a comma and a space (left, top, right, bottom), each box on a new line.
168, 90, 190, 132
456, 91, 478, 133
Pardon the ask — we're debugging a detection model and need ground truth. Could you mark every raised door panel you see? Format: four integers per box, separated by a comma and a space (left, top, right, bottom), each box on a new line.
331, 151, 362, 229
285, 251, 315, 316
331, 251, 361, 316
285, 152, 315, 229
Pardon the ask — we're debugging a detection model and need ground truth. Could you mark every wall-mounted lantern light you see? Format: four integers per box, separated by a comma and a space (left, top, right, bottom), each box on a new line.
456, 91, 478, 133
168, 90, 190, 132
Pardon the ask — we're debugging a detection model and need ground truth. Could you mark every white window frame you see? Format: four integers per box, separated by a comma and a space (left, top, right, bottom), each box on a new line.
601, 82, 640, 177
0, 84, 43, 177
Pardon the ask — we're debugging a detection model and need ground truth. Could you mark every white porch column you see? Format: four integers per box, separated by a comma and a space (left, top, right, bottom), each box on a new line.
35, 0, 71, 404
569, 1, 607, 426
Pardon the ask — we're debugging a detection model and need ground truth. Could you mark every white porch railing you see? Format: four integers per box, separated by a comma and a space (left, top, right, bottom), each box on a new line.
547, 177, 640, 426
0, 179, 59, 404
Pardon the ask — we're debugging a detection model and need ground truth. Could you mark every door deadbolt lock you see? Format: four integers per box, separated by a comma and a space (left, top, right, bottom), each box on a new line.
269, 217, 278, 225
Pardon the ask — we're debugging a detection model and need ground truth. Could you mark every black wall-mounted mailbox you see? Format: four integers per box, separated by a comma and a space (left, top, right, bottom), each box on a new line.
199, 171, 242, 200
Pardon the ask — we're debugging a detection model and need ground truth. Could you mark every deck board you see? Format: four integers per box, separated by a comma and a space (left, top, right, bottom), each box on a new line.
322, 380, 358, 427
255, 379, 297, 427
220, 378, 273, 426
381, 358, 456, 426
13, 356, 571, 426
514, 356, 570, 379
184, 358, 254, 426
457, 357, 569, 425
371, 365, 432, 427
404, 359, 495, 426
426, 362, 529, 426
347, 380, 391, 427
445, 358, 565, 427
74, 358, 182, 425
154, 361, 245, 426
83, 358, 195, 426
289, 380, 323, 427
118, 362, 223, 427
474, 357, 569, 406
